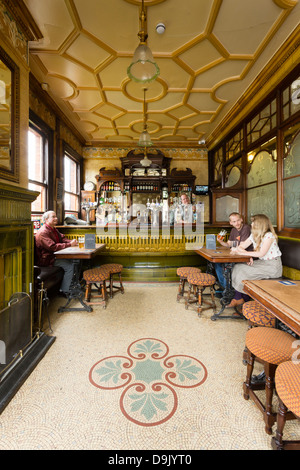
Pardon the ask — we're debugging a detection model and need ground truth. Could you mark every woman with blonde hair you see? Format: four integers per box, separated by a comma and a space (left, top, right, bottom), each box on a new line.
227, 214, 282, 308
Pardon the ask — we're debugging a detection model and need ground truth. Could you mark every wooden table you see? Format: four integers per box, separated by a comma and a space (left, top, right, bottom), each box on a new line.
243, 279, 300, 336
54, 243, 106, 313
195, 246, 251, 320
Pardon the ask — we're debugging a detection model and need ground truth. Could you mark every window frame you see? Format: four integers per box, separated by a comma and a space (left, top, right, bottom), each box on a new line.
28, 112, 53, 215
63, 143, 81, 219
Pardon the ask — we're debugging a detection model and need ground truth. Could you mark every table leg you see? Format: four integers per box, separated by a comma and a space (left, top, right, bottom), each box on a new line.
211, 262, 243, 320
58, 260, 92, 313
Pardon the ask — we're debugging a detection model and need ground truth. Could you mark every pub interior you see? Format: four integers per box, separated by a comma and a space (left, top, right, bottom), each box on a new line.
0, 0, 300, 451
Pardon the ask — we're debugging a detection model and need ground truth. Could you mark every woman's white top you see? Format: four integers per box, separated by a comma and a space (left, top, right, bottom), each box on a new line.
249, 232, 282, 260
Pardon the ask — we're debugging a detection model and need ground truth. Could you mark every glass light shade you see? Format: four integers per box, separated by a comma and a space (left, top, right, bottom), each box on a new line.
138, 129, 153, 147
127, 44, 160, 83
140, 155, 152, 167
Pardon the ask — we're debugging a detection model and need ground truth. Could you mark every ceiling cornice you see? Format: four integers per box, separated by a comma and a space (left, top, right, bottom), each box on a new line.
2, 0, 43, 41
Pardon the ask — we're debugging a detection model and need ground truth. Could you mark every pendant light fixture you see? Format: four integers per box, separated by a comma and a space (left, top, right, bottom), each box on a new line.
139, 88, 152, 167
140, 146, 152, 168
127, 0, 160, 84
138, 88, 153, 148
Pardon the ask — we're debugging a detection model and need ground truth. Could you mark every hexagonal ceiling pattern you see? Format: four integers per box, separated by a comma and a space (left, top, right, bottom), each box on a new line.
24, 0, 300, 147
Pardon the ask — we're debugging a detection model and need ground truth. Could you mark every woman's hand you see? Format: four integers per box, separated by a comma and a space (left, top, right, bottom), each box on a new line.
70, 239, 78, 246
247, 257, 254, 266
236, 246, 248, 255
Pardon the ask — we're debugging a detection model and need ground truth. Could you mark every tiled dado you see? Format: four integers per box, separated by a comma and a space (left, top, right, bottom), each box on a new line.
0, 182, 38, 307
0, 183, 55, 415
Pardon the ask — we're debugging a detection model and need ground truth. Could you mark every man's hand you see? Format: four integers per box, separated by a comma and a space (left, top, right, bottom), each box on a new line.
217, 235, 227, 246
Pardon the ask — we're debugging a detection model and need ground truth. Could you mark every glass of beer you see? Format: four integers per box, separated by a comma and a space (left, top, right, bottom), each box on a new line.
218, 229, 227, 241
78, 236, 85, 249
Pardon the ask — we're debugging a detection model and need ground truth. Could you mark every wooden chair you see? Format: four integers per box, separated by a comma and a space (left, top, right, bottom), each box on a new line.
243, 327, 295, 434
185, 272, 216, 317
272, 361, 300, 450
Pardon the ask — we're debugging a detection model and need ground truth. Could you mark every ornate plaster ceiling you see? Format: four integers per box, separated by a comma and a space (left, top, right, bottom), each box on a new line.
24, 0, 300, 147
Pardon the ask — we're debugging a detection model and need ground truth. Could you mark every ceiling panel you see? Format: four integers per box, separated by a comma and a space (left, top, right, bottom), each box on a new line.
24, 0, 300, 147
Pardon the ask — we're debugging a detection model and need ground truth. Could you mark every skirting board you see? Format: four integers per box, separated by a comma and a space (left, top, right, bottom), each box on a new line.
0, 333, 56, 414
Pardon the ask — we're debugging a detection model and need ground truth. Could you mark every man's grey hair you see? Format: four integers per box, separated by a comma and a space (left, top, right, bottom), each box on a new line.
42, 210, 55, 223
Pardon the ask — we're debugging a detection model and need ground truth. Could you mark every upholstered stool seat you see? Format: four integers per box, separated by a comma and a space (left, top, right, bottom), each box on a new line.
185, 272, 216, 317
242, 301, 276, 328
272, 361, 300, 450
243, 327, 295, 434
83, 267, 110, 308
242, 301, 276, 365
176, 267, 201, 301
100, 263, 124, 298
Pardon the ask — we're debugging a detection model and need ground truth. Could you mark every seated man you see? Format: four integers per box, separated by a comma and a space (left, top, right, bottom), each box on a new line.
35, 211, 78, 294
214, 212, 252, 290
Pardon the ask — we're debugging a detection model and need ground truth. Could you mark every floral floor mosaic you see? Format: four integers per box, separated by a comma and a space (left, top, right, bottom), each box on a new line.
89, 338, 207, 426
1, 283, 299, 450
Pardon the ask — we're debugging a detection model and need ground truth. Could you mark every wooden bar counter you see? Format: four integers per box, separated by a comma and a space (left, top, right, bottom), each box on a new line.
56, 223, 218, 282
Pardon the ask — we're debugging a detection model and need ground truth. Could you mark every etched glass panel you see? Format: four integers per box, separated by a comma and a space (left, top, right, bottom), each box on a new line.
247, 150, 277, 188
247, 183, 277, 226
216, 195, 239, 222
284, 176, 300, 228
225, 165, 241, 188
283, 130, 300, 178
282, 76, 300, 121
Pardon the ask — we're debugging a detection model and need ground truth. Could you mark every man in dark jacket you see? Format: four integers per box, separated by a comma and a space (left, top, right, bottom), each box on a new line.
35, 211, 78, 293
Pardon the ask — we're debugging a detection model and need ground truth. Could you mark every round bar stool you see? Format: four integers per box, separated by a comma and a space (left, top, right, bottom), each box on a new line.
243, 326, 296, 434
242, 301, 276, 365
83, 266, 110, 308
272, 361, 300, 450
185, 272, 216, 317
176, 267, 201, 302
242, 301, 276, 328
100, 263, 124, 298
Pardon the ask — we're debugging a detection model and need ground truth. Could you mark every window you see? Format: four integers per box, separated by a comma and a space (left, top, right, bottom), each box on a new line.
225, 128, 243, 160
246, 99, 277, 146
282, 76, 300, 121
64, 152, 79, 217
28, 125, 48, 213
246, 137, 277, 225
283, 123, 300, 228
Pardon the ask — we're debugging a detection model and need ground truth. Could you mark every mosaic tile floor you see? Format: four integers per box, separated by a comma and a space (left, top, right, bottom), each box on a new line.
0, 283, 299, 450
